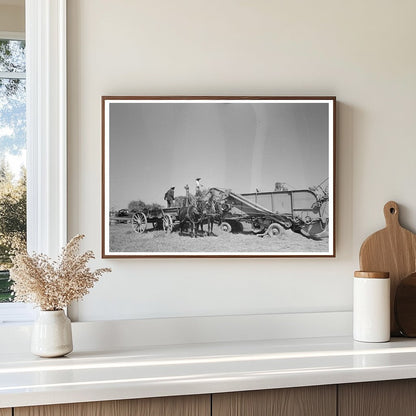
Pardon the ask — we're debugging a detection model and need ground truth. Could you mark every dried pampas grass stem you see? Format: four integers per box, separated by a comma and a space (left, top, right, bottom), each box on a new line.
10, 234, 111, 311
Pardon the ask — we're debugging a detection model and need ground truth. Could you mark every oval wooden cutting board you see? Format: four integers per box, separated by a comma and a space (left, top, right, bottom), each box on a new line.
359, 201, 416, 335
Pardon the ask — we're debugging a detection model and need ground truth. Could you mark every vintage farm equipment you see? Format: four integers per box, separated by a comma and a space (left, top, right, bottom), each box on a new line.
109, 208, 132, 224
109, 206, 178, 233
214, 187, 329, 239
130, 188, 223, 235
131, 206, 180, 234
114, 182, 329, 239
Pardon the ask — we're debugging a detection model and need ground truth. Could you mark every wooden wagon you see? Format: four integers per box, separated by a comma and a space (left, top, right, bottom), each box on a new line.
131, 206, 180, 234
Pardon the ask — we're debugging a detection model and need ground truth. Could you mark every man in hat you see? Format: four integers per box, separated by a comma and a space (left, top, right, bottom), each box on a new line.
164, 187, 175, 207
195, 177, 202, 198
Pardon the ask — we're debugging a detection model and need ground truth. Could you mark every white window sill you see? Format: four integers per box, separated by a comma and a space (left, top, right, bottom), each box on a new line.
0, 303, 36, 325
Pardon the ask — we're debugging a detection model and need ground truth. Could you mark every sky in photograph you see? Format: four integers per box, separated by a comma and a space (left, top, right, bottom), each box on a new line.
109, 101, 329, 210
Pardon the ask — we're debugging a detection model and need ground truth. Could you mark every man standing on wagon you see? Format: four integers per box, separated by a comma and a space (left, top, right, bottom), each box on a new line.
164, 187, 175, 207
195, 177, 203, 197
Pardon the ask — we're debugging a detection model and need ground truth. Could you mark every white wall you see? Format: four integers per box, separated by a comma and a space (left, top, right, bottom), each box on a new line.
67, 0, 416, 322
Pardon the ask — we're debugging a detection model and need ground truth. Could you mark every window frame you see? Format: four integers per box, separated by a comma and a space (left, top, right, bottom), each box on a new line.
0, 31, 25, 41
26, 0, 67, 258
0, 0, 67, 323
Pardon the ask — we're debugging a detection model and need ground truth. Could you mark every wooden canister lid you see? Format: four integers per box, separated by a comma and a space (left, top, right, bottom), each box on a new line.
354, 271, 389, 279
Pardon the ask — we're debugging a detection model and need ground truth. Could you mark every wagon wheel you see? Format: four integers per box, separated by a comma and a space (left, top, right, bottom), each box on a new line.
131, 212, 147, 233
219, 221, 232, 233
267, 223, 282, 237
163, 214, 173, 233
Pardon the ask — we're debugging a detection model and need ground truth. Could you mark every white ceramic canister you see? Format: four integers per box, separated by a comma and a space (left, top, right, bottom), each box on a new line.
353, 271, 390, 342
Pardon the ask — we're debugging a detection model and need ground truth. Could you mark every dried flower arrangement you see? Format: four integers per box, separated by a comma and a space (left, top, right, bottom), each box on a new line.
10, 234, 111, 311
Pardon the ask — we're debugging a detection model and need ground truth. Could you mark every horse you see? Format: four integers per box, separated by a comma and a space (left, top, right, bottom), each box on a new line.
178, 204, 203, 238
178, 188, 228, 237
198, 189, 229, 236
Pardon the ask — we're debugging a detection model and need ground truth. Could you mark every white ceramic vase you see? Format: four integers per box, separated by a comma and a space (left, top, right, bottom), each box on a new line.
31, 310, 73, 357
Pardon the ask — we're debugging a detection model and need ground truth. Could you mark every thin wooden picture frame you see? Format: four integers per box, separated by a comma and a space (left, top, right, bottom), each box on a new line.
102, 96, 336, 258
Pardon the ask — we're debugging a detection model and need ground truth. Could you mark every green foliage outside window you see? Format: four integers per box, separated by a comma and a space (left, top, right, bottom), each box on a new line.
0, 39, 27, 302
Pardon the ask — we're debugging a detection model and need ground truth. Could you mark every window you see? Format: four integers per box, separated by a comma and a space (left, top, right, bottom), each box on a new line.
0, 1, 67, 324
0, 36, 26, 306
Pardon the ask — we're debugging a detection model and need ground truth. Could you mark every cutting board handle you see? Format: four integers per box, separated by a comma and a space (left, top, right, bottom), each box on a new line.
384, 201, 400, 228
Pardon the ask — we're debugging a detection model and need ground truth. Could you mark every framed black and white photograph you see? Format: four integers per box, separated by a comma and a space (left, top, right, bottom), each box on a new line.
102, 96, 335, 258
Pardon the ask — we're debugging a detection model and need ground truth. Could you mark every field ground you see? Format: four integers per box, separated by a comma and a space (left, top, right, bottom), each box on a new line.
109, 223, 328, 253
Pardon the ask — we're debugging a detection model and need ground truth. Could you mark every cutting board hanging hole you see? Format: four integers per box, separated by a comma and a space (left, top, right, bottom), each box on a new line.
384, 201, 400, 227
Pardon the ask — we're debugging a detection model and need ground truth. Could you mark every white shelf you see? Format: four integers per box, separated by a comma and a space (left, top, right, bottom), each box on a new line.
2, 336, 416, 408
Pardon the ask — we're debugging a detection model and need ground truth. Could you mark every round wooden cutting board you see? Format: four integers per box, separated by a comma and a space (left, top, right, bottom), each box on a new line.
359, 201, 416, 336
